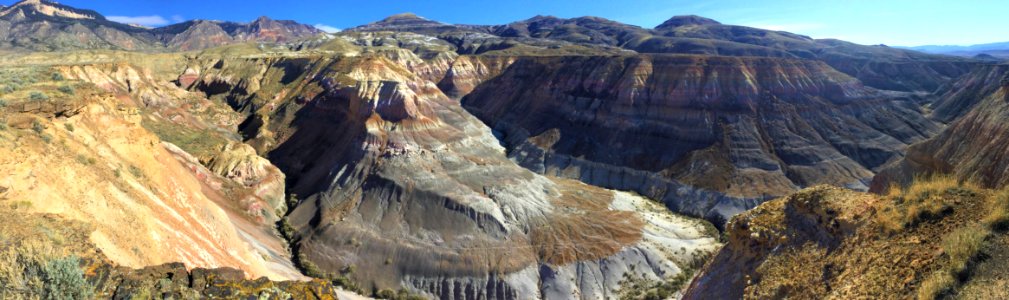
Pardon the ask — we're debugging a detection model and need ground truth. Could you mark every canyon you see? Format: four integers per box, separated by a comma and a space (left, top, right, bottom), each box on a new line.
0, 0, 1006, 299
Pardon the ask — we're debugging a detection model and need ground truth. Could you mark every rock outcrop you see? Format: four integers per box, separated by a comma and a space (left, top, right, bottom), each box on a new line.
462, 54, 940, 224
205, 141, 289, 217
437, 55, 516, 98
685, 182, 1009, 298
0, 205, 340, 299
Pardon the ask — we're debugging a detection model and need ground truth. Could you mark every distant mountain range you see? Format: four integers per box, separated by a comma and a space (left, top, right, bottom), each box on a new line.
0, 0, 321, 51
901, 41, 1009, 59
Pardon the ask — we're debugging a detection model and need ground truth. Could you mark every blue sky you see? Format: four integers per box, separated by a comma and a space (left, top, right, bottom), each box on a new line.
41, 0, 1009, 46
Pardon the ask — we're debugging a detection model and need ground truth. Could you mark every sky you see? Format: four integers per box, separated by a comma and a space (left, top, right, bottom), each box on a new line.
38, 0, 1009, 47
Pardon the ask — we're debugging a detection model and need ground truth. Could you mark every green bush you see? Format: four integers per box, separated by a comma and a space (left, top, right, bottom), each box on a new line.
63, 123, 74, 132
31, 120, 45, 134
128, 165, 145, 179
58, 85, 74, 95
296, 252, 325, 278
0, 243, 94, 300
278, 218, 296, 240
43, 256, 93, 300
51, 73, 64, 81
75, 155, 95, 165
30, 92, 48, 101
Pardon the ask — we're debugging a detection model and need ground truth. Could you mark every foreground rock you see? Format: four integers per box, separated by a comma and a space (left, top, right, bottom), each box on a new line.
90, 262, 338, 299
685, 181, 1009, 299
0, 205, 340, 299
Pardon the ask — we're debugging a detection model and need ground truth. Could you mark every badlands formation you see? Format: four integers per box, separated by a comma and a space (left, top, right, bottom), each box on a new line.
0, 0, 1006, 299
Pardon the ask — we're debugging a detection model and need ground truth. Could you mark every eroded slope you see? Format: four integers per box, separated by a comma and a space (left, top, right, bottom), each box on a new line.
183, 50, 721, 299
462, 54, 939, 224
0, 62, 302, 281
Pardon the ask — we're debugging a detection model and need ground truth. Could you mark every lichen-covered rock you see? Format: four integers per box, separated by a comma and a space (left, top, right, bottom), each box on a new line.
89, 262, 340, 300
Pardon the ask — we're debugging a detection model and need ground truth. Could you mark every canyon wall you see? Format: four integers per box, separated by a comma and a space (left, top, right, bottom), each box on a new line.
461, 54, 940, 224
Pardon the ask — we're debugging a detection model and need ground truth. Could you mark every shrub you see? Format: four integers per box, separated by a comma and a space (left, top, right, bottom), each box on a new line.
128, 165, 144, 178
295, 252, 325, 278
286, 194, 299, 211
29, 92, 48, 101
51, 73, 64, 81
278, 218, 296, 240
63, 123, 74, 132
0, 242, 93, 299
31, 120, 44, 134
0, 99, 6, 107
58, 85, 74, 95
43, 256, 93, 300
75, 155, 95, 165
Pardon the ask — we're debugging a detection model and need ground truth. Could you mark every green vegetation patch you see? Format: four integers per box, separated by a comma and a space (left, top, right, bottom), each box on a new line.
140, 116, 230, 159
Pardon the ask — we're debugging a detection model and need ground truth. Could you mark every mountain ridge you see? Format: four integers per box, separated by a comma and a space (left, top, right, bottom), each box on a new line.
0, 0, 322, 51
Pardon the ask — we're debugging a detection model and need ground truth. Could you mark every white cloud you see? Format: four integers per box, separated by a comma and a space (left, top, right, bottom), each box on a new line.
107, 15, 171, 27
170, 15, 186, 23
314, 24, 341, 33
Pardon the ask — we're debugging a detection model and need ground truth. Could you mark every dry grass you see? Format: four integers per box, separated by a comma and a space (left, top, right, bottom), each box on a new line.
916, 183, 1009, 299
0, 211, 95, 300
746, 243, 830, 299
957, 278, 1009, 300
916, 224, 990, 300
877, 175, 976, 233
918, 270, 956, 300
982, 189, 1009, 231
0, 240, 58, 296
942, 225, 988, 276
530, 179, 644, 265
